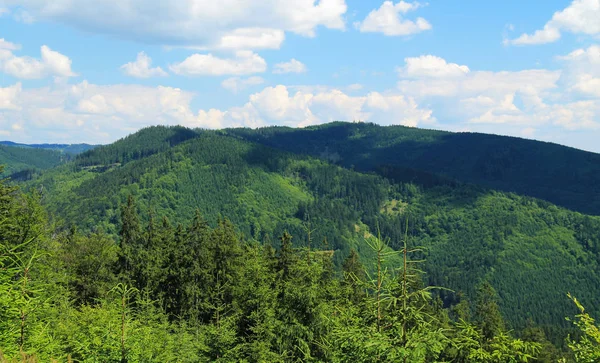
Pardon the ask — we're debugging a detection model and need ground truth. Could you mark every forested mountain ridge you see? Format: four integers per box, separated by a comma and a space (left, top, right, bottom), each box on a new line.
227, 122, 600, 216
0, 141, 97, 155
0, 144, 70, 177
18, 125, 600, 345
0, 140, 96, 179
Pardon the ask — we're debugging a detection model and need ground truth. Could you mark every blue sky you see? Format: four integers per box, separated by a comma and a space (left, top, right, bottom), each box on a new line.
0, 0, 599, 153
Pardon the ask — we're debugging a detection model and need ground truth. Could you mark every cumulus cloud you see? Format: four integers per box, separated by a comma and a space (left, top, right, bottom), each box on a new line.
0, 43, 76, 79
221, 76, 265, 93
0, 80, 227, 142
273, 59, 307, 74
355, 1, 431, 36
398, 55, 470, 78
346, 83, 363, 91
0, 38, 20, 50
3, 0, 347, 50
215, 28, 285, 50
170, 51, 266, 76
557, 44, 600, 97
397, 68, 560, 99
195, 85, 435, 129
0, 81, 438, 142
0, 82, 21, 110
508, 0, 600, 45
120, 52, 167, 78
394, 53, 600, 136
40, 45, 77, 77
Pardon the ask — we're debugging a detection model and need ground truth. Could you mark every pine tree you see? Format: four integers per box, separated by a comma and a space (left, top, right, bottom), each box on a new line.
475, 281, 506, 341
277, 231, 295, 280
116, 195, 141, 283
342, 249, 366, 304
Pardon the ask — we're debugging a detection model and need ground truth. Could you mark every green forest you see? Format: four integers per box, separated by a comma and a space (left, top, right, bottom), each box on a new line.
2, 123, 600, 362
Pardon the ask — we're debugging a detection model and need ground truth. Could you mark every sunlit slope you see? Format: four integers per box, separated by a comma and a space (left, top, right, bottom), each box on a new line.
22, 125, 600, 333
228, 121, 600, 216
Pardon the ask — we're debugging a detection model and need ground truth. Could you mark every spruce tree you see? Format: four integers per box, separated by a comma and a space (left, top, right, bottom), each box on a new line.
475, 281, 506, 341
116, 195, 141, 283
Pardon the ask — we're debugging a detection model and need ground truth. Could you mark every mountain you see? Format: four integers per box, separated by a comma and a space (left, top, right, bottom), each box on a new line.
0, 141, 97, 155
227, 122, 600, 216
0, 141, 98, 179
22, 124, 600, 340
0, 144, 70, 177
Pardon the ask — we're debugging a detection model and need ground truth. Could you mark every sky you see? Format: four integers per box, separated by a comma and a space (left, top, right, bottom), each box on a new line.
0, 0, 599, 153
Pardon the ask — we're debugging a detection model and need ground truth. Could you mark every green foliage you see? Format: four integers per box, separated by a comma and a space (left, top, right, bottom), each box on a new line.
0, 141, 96, 155
0, 145, 69, 177
4, 121, 600, 361
0, 179, 576, 362
564, 294, 600, 362
19, 126, 600, 339
228, 121, 600, 216
330, 229, 451, 362
452, 321, 540, 362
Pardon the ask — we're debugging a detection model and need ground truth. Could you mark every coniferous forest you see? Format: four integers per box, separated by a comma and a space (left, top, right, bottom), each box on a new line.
2, 122, 600, 362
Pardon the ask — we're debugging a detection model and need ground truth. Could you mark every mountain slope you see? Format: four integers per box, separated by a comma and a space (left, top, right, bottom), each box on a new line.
23, 125, 600, 338
227, 122, 600, 216
0, 141, 97, 155
0, 144, 70, 176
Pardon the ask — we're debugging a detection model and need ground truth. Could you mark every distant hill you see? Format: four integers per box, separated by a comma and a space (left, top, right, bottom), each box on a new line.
227, 122, 600, 216
0, 141, 98, 180
22, 125, 600, 337
0, 141, 97, 155
0, 144, 71, 177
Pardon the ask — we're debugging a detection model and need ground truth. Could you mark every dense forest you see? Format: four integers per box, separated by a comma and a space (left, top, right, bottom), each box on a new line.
227, 122, 600, 216
2, 169, 600, 362
2, 123, 600, 361
0, 141, 96, 156
0, 145, 68, 177
0, 142, 95, 181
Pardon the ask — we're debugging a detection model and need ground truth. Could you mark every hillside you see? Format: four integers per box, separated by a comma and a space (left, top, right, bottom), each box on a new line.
23, 125, 600, 339
0, 144, 70, 177
227, 122, 600, 216
0, 141, 97, 155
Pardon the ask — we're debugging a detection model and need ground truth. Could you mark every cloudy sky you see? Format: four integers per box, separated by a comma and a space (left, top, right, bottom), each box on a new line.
0, 0, 599, 152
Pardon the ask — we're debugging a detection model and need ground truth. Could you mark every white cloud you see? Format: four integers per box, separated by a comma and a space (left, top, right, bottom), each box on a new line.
2, 83, 430, 137
355, 1, 431, 36
393, 53, 600, 139
559, 44, 600, 64
0, 80, 225, 142
194, 85, 435, 129
0, 44, 76, 79
3, 0, 347, 50
549, 100, 600, 130
570, 74, 600, 97
0, 38, 20, 50
120, 52, 167, 78
346, 83, 363, 91
364, 92, 434, 126
397, 68, 560, 99
0, 82, 21, 110
221, 76, 265, 93
40, 45, 76, 77
170, 51, 266, 76
273, 59, 307, 74
558, 44, 600, 97
13, 8, 34, 23
398, 55, 470, 78
508, 0, 600, 45
215, 28, 285, 50
506, 25, 561, 46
